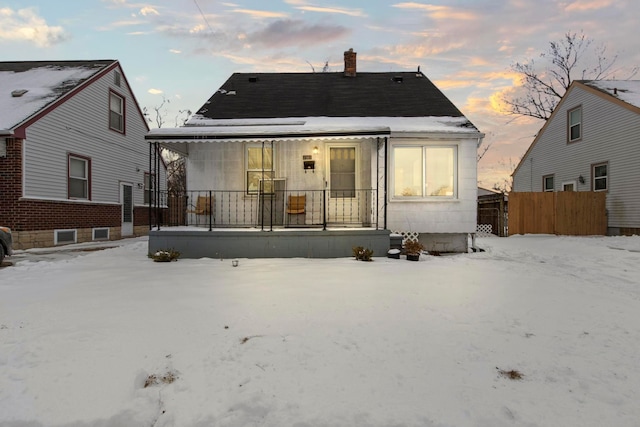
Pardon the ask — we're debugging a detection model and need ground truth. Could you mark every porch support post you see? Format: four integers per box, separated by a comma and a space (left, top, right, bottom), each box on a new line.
156, 142, 161, 230
208, 190, 213, 231
376, 137, 380, 230
384, 136, 388, 230
322, 188, 327, 230
148, 140, 152, 230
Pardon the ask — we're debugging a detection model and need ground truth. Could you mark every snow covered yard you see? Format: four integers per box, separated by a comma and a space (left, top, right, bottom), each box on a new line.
1, 235, 640, 427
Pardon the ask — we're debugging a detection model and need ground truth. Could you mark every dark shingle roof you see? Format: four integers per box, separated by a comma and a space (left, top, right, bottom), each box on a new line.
195, 72, 465, 119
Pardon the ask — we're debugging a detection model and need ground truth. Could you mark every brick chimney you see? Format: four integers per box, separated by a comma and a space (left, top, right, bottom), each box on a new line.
344, 48, 356, 77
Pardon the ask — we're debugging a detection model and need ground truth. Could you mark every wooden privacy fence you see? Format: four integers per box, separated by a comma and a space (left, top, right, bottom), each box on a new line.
509, 192, 607, 236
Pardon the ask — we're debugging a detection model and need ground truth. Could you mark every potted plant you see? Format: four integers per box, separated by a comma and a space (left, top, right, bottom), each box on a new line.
404, 239, 425, 261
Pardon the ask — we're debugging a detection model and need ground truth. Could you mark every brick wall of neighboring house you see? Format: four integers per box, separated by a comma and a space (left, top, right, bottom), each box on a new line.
1, 138, 157, 249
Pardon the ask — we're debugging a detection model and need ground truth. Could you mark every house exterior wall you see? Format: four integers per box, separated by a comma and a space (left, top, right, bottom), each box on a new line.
512, 85, 640, 232
1, 65, 164, 249
186, 139, 374, 193
385, 135, 478, 238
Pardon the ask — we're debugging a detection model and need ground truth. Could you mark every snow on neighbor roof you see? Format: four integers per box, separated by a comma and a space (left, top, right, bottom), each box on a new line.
0, 60, 115, 130
583, 80, 640, 109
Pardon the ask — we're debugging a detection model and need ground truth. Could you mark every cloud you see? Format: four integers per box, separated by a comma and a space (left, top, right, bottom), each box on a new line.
231, 9, 289, 19
148, 88, 163, 95
169, 49, 181, 54
392, 3, 478, 20
0, 7, 69, 47
563, 0, 614, 11
140, 6, 159, 16
245, 19, 349, 48
294, 5, 366, 17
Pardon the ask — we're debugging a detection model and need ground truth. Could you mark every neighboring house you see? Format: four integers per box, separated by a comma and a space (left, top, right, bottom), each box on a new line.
477, 187, 508, 236
146, 49, 483, 257
512, 80, 640, 235
0, 60, 166, 249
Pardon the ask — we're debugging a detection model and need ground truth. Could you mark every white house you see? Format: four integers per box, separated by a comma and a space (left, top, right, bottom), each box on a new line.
0, 60, 165, 249
146, 49, 483, 257
512, 80, 640, 235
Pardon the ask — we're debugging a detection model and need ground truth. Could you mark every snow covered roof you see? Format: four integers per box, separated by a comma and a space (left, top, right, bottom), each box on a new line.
146, 116, 482, 154
583, 80, 640, 109
0, 60, 115, 131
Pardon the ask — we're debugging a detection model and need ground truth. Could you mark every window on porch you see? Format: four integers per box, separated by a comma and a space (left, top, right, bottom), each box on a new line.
246, 145, 274, 194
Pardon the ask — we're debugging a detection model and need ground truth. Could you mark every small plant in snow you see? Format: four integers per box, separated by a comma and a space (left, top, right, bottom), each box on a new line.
352, 246, 374, 261
148, 249, 181, 262
144, 371, 178, 387
403, 239, 425, 255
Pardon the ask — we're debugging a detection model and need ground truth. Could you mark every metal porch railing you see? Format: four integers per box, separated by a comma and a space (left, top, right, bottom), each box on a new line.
152, 189, 379, 231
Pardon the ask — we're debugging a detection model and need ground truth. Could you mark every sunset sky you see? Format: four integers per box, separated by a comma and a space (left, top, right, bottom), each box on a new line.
1, 0, 638, 188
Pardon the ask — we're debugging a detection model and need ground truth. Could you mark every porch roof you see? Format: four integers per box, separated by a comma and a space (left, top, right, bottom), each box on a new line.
145, 116, 480, 155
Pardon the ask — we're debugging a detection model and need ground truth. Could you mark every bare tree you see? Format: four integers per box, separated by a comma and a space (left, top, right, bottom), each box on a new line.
144, 98, 188, 199
503, 31, 637, 121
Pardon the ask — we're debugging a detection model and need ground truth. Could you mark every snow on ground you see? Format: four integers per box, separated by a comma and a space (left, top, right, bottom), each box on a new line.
1, 234, 640, 427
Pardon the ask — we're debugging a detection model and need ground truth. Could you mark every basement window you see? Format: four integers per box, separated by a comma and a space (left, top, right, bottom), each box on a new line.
55, 229, 77, 245
93, 228, 110, 240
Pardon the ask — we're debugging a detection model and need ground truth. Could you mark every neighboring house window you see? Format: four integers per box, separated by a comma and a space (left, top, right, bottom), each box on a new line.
568, 106, 582, 142
144, 172, 154, 204
543, 174, 554, 192
392, 146, 456, 198
593, 162, 608, 191
562, 181, 576, 191
68, 154, 90, 199
246, 145, 274, 194
114, 70, 121, 87
109, 90, 125, 133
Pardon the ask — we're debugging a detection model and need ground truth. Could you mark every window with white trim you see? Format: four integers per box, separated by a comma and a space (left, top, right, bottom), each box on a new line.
109, 91, 125, 133
543, 174, 554, 192
593, 162, 608, 191
568, 106, 582, 142
68, 154, 90, 199
392, 145, 456, 198
246, 144, 275, 194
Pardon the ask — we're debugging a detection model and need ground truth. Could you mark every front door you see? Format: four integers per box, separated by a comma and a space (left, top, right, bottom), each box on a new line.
326, 145, 359, 224
121, 182, 133, 236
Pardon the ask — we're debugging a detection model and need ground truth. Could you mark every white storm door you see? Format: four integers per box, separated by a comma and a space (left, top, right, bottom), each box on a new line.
326, 145, 359, 224
121, 182, 134, 236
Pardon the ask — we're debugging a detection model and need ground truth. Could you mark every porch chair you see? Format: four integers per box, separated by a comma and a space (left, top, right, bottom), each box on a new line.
286, 194, 306, 226
187, 195, 214, 225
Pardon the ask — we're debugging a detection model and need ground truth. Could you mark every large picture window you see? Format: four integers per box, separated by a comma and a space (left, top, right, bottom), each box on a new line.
68, 154, 90, 199
109, 91, 125, 133
392, 145, 456, 199
246, 145, 274, 194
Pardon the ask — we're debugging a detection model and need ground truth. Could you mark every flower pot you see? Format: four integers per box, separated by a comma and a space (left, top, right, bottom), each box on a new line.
387, 249, 401, 259
406, 254, 420, 261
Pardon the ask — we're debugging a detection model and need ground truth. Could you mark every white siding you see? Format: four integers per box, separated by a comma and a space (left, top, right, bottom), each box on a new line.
386, 135, 478, 233
22, 65, 164, 206
513, 85, 640, 229
185, 134, 478, 234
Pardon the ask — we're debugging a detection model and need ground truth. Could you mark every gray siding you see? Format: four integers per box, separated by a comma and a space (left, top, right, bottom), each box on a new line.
513, 85, 640, 229
23, 65, 165, 206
